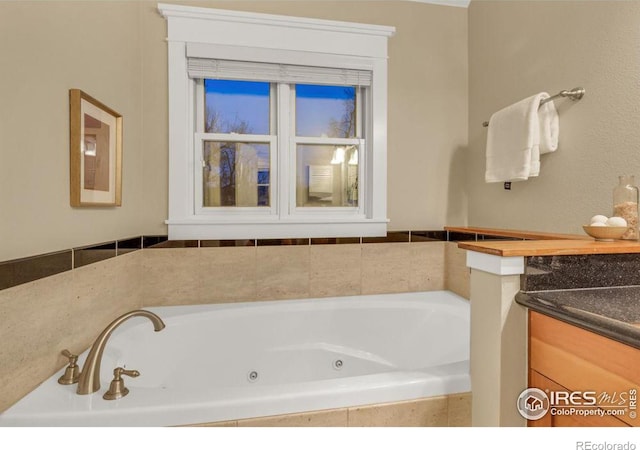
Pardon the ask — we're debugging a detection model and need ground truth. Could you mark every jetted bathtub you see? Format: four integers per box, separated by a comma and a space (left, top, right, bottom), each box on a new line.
0, 291, 470, 426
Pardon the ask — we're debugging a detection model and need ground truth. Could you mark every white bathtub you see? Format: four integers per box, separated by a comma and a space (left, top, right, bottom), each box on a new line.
0, 291, 470, 427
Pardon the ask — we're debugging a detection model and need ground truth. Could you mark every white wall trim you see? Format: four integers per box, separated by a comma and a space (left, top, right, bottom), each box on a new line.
159, 3, 394, 240
158, 3, 396, 37
466, 251, 525, 276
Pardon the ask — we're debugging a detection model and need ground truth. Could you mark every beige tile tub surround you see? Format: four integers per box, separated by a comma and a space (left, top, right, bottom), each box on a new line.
0, 252, 143, 413
238, 408, 349, 427
201, 247, 257, 303
348, 396, 449, 427
310, 244, 362, 298
361, 243, 411, 294
257, 246, 310, 301
142, 247, 258, 306
142, 248, 202, 306
189, 393, 471, 427
409, 242, 446, 292
444, 242, 470, 299
447, 392, 473, 427
361, 242, 445, 295
142, 241, 451, 307
0, 240, 461, 414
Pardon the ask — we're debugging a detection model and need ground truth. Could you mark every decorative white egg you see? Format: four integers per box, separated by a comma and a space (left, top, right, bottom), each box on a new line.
606, 216, 628, 227
590, 215, 609, 225
590, 222, 606, 227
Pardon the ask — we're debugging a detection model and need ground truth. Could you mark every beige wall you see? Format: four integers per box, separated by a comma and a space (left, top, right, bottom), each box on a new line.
9, 0, 640, 258
1, 0, 468, 262
467, 1, 640, 234
0, 1, 145, 261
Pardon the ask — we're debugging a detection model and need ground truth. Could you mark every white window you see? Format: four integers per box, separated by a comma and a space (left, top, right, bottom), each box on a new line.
159, 3, 395, 240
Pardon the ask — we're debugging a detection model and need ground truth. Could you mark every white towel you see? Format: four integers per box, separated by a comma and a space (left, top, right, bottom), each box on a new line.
539, 98, 559, 154
485, 93, 553, 183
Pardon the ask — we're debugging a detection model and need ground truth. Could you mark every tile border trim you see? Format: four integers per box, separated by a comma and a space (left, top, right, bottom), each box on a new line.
0, 229, 517, 291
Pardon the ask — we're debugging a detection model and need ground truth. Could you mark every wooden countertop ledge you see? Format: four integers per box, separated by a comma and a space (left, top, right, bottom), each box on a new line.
446, 226, 640, 257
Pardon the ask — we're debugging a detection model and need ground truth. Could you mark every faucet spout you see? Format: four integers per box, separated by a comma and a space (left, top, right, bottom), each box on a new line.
76, 310, 165, 395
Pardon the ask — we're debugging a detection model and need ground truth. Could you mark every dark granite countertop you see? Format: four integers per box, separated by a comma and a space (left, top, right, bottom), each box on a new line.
516, 286, 640, 350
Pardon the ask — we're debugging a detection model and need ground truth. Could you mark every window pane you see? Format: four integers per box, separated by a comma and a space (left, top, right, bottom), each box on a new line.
296, 85, 356, 138
203, 141, 270, 207
204, 79, 270, 135
296, 144, 358, 207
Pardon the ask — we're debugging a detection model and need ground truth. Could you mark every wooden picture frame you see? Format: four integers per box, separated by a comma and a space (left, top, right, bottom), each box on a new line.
69, 89, 122, 206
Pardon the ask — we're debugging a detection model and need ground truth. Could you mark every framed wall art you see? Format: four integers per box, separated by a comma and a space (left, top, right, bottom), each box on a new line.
69, 89, 122, 206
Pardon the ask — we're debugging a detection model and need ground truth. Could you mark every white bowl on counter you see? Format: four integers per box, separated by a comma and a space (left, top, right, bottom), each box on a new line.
582, 225, 628, 242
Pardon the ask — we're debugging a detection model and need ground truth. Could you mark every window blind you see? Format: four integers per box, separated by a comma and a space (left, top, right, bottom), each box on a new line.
187, 58, 372, 87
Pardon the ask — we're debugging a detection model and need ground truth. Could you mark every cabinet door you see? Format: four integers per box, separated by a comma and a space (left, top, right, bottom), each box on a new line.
529, 311, 639, 427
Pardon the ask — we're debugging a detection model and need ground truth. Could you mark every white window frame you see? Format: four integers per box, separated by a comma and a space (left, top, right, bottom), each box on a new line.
290, 84, 365, 215
159, 3, 395, 240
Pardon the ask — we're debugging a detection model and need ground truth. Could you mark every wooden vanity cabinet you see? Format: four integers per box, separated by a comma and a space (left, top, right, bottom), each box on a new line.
528, 311, 640, 427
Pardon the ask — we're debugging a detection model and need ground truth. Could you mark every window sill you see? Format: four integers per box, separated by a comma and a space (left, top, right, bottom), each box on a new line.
165, 218, 389, 240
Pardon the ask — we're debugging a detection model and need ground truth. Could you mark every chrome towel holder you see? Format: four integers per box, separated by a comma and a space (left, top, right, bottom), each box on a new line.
482, 87, 585, 127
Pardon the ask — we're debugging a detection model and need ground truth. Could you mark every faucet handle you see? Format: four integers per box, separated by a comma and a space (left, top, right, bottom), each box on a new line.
61, 349, 78, 363
118, 367, 140, 379
103, 367, 140, 400
58, 349, 80, 385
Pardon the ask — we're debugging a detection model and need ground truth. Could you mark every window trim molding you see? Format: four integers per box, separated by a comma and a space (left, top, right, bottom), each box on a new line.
157, 3, 395, 42
159, 3, 395, 240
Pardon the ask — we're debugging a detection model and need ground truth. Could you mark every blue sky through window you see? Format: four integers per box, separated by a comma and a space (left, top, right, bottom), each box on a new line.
205, 79, 270, 134
296, 84, 355, 138
296, 84, 354, 100
205, 80, 356, 138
